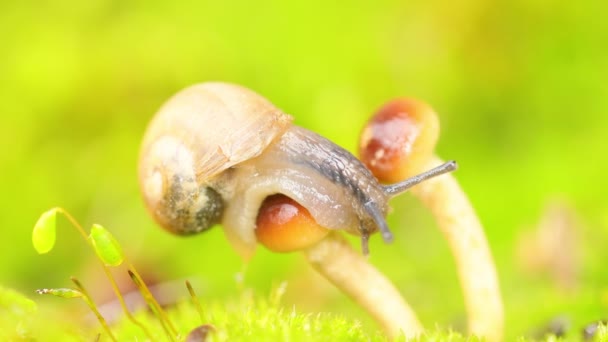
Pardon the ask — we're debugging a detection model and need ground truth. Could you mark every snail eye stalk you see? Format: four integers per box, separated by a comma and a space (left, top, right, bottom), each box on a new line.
383, 160, 458, 196
364, 201, 394, 244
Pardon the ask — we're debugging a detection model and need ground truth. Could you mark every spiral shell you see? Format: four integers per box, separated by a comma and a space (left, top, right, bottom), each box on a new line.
139, 82, 292, 236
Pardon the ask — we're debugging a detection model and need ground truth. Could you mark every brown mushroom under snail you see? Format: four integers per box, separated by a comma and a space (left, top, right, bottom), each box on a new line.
138, 82, 498, 339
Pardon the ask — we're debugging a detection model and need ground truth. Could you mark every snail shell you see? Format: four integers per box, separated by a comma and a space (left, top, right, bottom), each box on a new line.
139, 82, 391, 258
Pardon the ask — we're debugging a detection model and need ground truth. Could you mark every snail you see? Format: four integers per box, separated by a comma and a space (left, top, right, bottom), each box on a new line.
138, 82, 455, 258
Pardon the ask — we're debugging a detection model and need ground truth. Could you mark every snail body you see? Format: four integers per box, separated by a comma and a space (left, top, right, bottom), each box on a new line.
221, 125, 391, 255
139, 82, 452, 258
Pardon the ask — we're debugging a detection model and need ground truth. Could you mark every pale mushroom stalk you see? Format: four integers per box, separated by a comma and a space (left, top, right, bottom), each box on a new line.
410, 157, 503, 342
304, 232, 423, 339
359, 98, 504, 341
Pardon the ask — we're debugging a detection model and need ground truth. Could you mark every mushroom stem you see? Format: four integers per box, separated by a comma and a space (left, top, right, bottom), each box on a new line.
409, 156, 503, 341
304, 232, 423, 339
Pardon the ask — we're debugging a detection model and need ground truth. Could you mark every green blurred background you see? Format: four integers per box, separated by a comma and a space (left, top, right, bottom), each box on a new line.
1, 0, 607, 339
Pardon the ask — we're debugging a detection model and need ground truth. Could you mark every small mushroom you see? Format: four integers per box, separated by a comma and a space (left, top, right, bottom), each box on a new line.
359, 98, 504, 341
256, 194, 423, 339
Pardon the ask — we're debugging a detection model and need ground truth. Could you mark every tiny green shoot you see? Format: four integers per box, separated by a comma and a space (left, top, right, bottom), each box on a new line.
186, 281, 205, 325
70, 277, 117, 342
89, 224, 124, 267
128, 269, 178, 341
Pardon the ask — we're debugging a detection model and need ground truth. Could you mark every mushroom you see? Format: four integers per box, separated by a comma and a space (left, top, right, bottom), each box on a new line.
255, 194, 424, 339
359, 98, 504, 341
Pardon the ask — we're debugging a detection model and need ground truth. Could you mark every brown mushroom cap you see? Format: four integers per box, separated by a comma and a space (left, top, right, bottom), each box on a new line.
255, 194, 330, 253
359, 98, 439, 183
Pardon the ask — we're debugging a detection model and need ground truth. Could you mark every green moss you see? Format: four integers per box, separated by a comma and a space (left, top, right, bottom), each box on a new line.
107, 289, 377, 341
3, 282, 607, 341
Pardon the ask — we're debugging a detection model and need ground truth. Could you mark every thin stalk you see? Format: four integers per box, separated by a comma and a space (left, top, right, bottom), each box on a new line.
127, 266, 179, 336
128, 270, 177, 342
186, 281, 205, 325
71, 277, 117, 342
